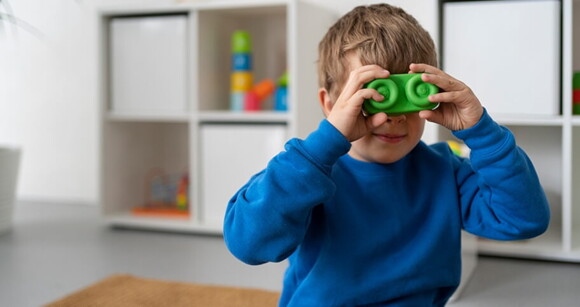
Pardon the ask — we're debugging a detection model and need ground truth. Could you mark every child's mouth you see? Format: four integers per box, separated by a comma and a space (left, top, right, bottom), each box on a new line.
373, 133, 406, 144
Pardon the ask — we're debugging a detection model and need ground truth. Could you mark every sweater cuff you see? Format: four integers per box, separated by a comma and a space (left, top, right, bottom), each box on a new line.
452, 108, 509, 151
299, 119, 352, 167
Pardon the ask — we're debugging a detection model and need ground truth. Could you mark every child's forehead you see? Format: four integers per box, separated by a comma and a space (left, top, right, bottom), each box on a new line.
344, 51, 395, 73
345, 52, 364, 71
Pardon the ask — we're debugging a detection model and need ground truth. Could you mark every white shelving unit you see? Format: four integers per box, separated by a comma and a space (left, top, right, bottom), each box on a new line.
97, 0, 335, 234
97, 2, 481, 298
439, 0, 580, 262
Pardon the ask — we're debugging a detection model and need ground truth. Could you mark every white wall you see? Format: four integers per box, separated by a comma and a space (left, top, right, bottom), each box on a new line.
0, 0, 438, 205
311, 0, 438, 42
0, 0, 99, 204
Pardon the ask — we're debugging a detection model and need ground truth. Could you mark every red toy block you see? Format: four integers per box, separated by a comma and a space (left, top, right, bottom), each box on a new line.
574, 89, 580, 103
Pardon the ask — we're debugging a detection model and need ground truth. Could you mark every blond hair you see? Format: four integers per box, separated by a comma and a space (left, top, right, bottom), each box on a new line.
318, 4, 437, 99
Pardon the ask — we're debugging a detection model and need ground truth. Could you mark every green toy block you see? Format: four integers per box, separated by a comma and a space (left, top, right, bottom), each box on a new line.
232, 30, 252, 53
574, 104, 580, 115
363, 73, 439, 115
573, 72, 580, 90
278, 71, 288, 87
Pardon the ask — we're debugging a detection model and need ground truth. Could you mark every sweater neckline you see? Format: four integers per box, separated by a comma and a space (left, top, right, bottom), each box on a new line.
338, 141, 428, 175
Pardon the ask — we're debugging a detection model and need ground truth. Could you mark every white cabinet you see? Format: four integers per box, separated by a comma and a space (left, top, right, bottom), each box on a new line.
97, 2, 479, 298
200, 124, 286, 225
439, 0, 580, 262
98, 1, 335, 234
443, 0, 560, 116
110, 15, 188, 116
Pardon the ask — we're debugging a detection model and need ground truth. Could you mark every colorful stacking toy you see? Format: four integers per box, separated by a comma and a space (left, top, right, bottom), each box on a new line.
274, 71, 288, 111
573, 72, 580, 115
244, 79, 275, 111
231, 31, 253, 111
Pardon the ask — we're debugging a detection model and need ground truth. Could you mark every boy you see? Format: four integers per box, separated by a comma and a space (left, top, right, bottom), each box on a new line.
224, 4, 550, 306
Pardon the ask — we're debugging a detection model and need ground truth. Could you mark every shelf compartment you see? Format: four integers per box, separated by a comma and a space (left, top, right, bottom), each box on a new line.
195, 5, 287, 112
198, 123, 286, 227
108, 14, 190, 116
442, 0, 561, 117
571, 126, 580, 250
101, 122, 190, 219
573, 0, 580, 78
471, 125, 565, 259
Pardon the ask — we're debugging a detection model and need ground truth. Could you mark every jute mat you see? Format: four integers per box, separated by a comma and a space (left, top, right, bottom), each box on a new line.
45, 274, 280, 307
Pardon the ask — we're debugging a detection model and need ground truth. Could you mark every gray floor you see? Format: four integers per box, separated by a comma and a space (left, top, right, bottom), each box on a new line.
1, 202, 580, 307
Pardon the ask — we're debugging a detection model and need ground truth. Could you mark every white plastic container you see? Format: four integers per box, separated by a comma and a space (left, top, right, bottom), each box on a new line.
109, 15, 188, 116
200, 124, 286, 226
443, 0, 561, 116
0, 146, 21, 235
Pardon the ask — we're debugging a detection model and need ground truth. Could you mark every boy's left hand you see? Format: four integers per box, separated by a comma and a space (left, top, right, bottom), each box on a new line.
409, 63, 484, 131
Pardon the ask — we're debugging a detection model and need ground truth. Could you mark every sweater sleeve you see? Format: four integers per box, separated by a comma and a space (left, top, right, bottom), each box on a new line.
452, 109, 550, 240
223, 119, 351, 265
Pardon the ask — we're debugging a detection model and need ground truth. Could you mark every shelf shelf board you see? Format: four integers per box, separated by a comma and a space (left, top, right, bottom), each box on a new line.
104, 213, 222, 235
197, 111, 289, 124
479, 240, 580, 263
477, 227, 580, 262
106, 111, 190, 123
99, 5, 189, 16
98, 0, 289, 15
493, 114, 564, 126
194, 0, 288, 11
571, 116, 580, 126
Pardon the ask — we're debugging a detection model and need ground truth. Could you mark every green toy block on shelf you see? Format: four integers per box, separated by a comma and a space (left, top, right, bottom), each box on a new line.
232, 30, 252, 53
363, 73, 440, 115
573, 72, 580, 90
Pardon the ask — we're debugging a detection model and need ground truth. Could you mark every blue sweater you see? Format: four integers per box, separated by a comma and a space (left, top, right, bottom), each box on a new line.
223, 111, 549, 306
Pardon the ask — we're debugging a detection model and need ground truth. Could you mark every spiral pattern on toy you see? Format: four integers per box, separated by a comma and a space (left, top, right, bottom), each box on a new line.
405, 74, 438, 107
367, 79, 398, 110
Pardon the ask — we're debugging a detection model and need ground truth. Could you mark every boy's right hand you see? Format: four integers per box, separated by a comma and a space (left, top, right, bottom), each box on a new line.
325, 65, 390, 142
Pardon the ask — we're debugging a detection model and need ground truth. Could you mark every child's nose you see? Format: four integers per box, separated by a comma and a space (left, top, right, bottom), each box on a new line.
387, 114, 406, 123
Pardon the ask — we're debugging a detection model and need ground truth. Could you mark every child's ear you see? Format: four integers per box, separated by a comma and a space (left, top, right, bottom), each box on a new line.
318, 87, 333, 117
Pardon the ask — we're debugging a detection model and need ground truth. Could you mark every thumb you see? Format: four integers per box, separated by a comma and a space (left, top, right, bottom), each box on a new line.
419, 110, 444, 125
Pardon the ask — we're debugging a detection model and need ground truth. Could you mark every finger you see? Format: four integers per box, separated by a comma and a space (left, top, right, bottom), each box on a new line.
343, 66, 389, 93
421, 73, 464, 92
333, 88, 384, 116
339, 66, 390, 100
350, 88, 384, 108
419, 110, 444, 125
409, 63, 444, 75
428, 91, 460, 104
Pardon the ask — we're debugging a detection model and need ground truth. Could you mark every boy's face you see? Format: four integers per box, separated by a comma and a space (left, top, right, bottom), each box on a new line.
349, 111, 425, 164
337, 55, 426, 164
